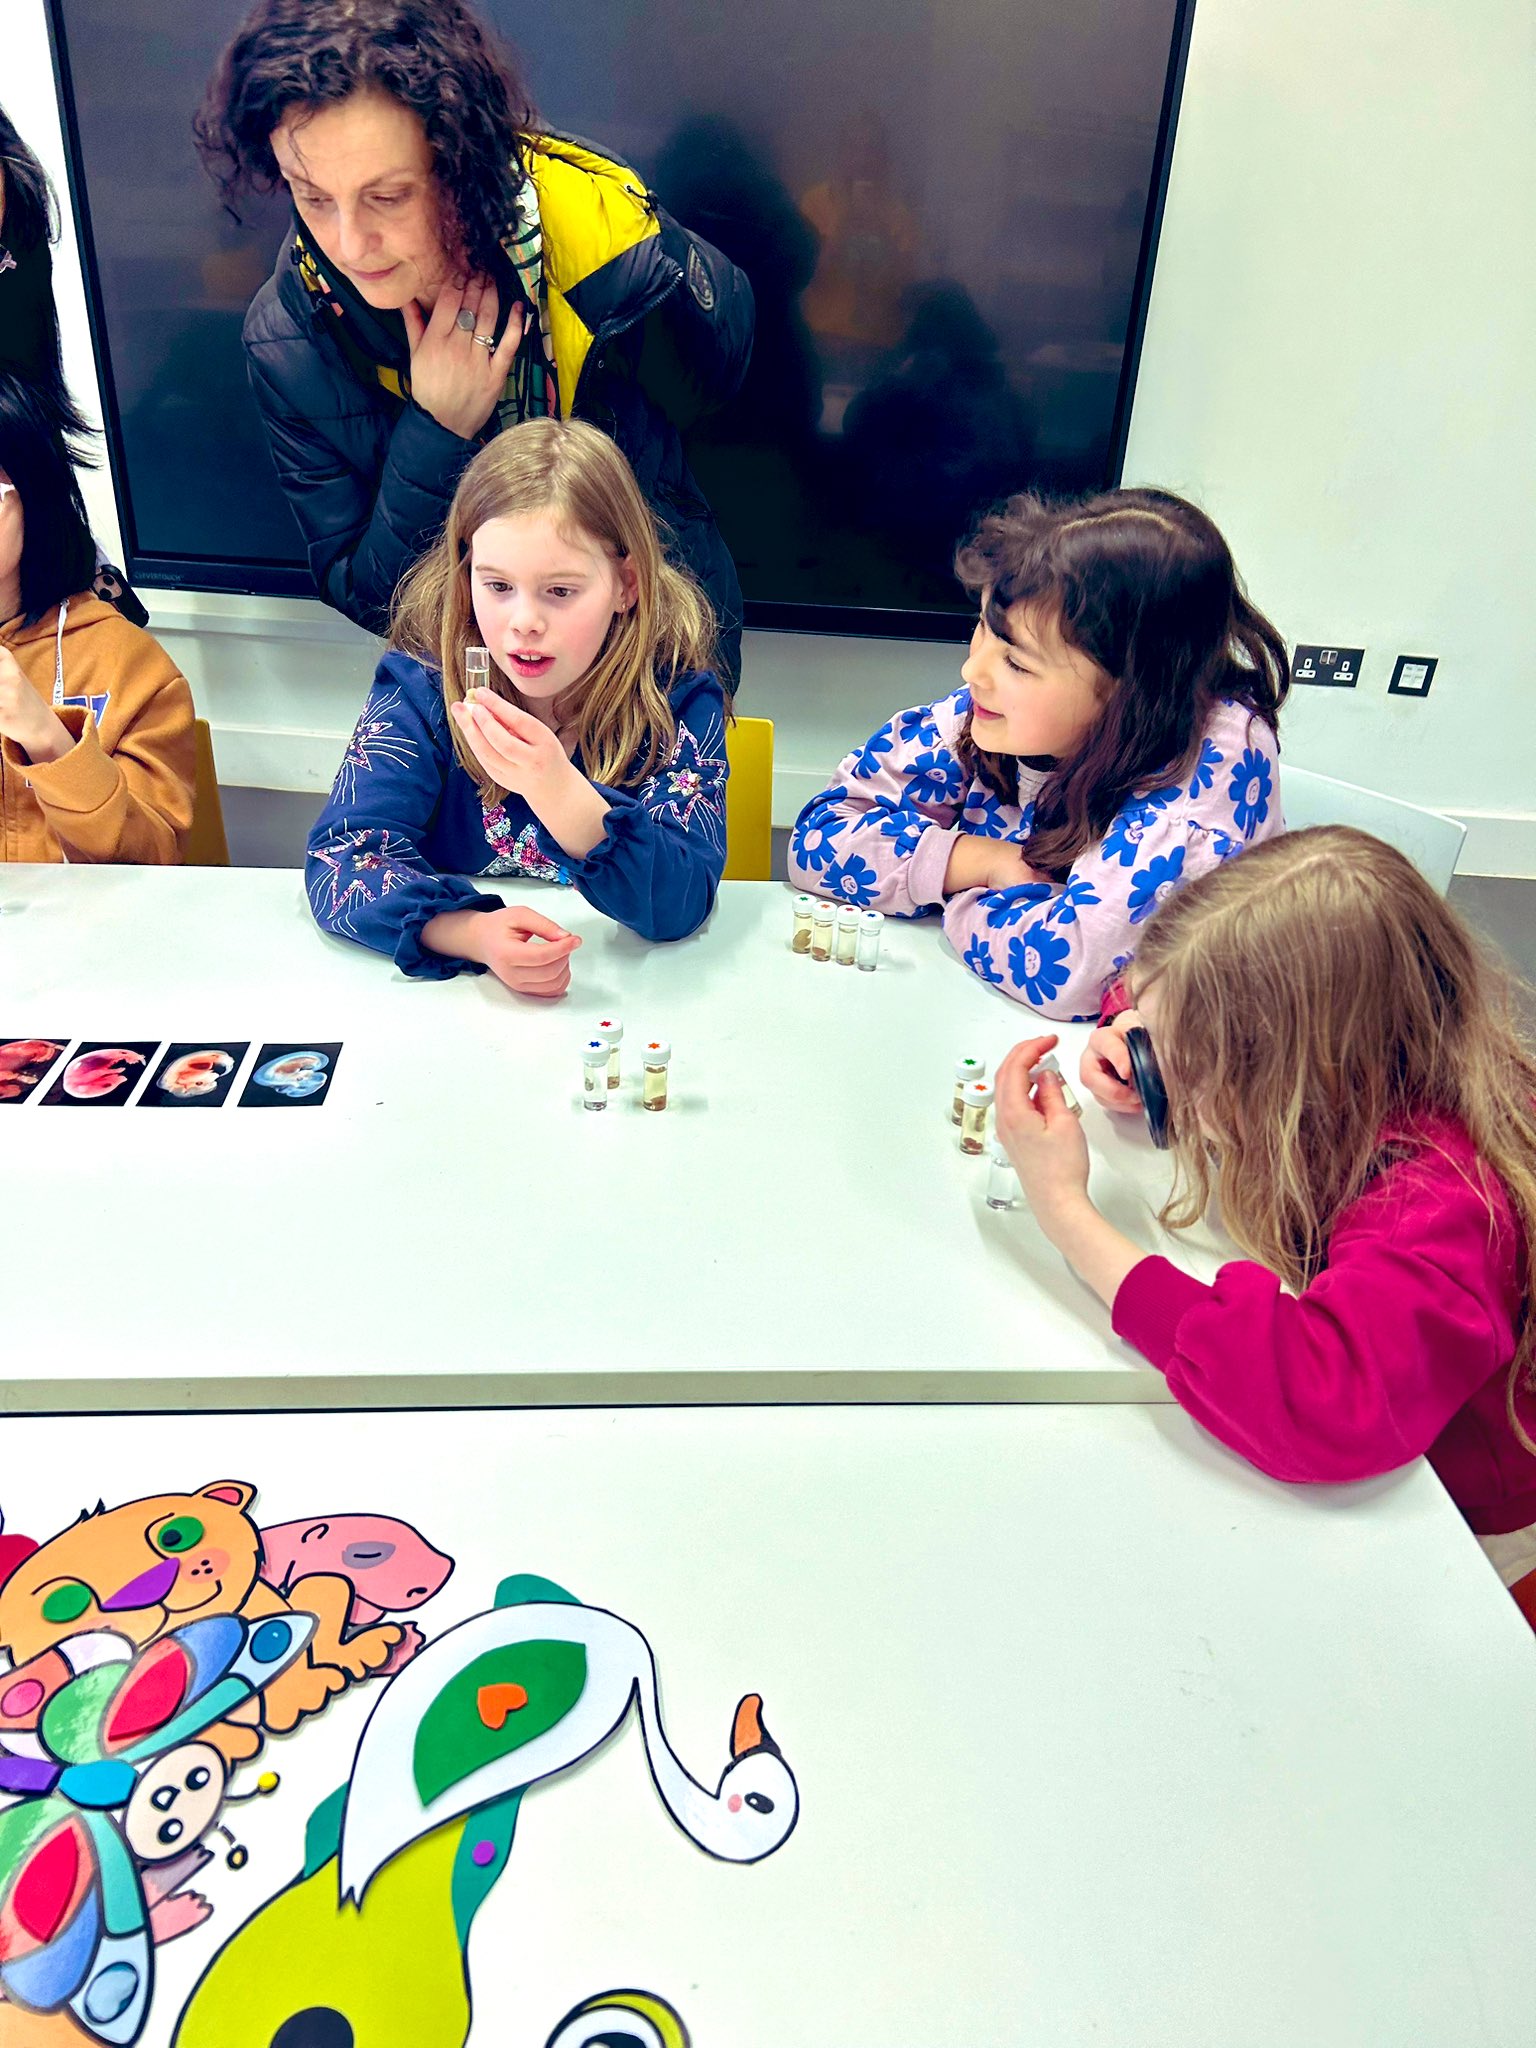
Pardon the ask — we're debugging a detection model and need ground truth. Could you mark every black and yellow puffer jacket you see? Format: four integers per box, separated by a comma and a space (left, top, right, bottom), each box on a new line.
242, 133, 754, 676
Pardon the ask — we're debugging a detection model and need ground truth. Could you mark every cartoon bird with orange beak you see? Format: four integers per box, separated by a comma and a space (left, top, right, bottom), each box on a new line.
172, 1574, 799, 2048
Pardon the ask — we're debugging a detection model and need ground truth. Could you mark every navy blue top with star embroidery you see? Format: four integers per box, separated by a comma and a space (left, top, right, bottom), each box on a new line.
305, 653, 729, 976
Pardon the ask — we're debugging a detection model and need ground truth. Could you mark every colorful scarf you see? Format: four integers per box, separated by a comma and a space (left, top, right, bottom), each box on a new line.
293, 161, 559, 428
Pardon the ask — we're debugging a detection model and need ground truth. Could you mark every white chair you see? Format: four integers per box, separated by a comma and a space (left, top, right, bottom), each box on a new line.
1280, 763, 1467, 894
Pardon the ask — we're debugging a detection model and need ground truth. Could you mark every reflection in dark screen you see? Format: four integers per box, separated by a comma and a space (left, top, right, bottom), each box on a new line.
55, 0, 1184, 627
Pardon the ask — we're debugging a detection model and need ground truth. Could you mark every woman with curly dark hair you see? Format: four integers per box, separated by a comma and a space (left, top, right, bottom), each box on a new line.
195, 0, 754, 673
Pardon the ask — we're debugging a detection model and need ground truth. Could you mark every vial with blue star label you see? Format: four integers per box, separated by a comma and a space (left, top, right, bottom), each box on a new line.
856, 909, 884, 971
581, 1038, 609, 1111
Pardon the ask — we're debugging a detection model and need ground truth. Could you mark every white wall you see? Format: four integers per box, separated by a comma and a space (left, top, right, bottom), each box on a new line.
9, 0, 1536, 871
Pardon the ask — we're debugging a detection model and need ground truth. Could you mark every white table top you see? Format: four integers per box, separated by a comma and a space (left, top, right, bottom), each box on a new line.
0, 866, 1233, 1408
0, 1401, 1531, 2048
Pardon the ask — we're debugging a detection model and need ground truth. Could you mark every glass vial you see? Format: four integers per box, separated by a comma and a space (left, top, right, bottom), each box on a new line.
1033, 1051, 1081, 1116
641, 1038, 671, 1111
986, 1141, 1022, 1211
581, 1039, 609, 1111
791, 894, 814, 954
595, 1016, 623, 1089
960, 1076, 995, 1156
810, 902, 835, 961
856, 909, 884, 971
952, 1055, 986, 1126
465, 644, 491, 695
835, 905, 860, 965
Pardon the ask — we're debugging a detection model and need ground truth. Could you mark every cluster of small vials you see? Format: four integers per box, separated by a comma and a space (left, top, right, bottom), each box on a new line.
790, 894, 883, 969
580, 1017, 672, 1112
951, 1052, 1080, 1208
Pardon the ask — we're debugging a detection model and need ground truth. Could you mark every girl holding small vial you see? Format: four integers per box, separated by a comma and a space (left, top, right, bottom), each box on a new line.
787, 488, 1288, 1020
994, 827, 1536, 1582
306, 419, 728, 993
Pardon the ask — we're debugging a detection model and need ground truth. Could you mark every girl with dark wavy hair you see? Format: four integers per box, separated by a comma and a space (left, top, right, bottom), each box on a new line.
787, 487, 1289, 1020
195, 0, 753, 671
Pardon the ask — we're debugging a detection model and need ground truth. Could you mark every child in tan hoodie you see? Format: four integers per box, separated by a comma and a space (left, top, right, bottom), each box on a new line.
0, 376, 193, 862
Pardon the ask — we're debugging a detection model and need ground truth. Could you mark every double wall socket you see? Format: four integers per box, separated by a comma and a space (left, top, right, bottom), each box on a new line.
1292, 647, 1440, 697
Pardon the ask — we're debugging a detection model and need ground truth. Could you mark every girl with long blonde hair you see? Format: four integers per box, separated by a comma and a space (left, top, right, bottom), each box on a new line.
993, 826, 1536, 1575
306, 418, 727, 992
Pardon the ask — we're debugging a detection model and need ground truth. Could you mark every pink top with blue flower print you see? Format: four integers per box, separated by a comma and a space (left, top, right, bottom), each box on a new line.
787, 690, 1284, 1019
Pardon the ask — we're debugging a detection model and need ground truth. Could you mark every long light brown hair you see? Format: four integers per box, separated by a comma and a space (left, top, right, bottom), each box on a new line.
1131, 825, 1536, 1418
952, 488, 1289, 881
392, 418, 719, 798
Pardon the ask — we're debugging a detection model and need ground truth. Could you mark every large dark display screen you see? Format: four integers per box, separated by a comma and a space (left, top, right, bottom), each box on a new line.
50, 0, 1192, 636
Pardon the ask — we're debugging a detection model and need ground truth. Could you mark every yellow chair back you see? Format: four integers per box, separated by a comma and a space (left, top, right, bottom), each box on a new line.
184, 717, 231, 867
723, 715, 774, 882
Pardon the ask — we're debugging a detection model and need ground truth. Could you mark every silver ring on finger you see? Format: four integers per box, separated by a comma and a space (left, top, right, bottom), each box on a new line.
473, 332, 496, 349
455, 308, 476, 333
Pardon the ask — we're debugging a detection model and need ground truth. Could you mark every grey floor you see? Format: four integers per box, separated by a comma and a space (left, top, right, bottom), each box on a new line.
227, 798, 1535, 1013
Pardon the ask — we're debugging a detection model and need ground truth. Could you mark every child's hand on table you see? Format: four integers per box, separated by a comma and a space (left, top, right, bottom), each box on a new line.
423, 904, 581, 997
1080, 1008, 1145, 1115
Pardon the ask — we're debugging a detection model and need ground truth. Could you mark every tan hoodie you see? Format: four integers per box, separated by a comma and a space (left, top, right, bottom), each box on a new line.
0, 593, 195, 862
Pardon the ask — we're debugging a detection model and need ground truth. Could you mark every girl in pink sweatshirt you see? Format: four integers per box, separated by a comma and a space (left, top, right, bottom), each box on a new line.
787, 488, 1289, 1019
995, 826, 1536, 1578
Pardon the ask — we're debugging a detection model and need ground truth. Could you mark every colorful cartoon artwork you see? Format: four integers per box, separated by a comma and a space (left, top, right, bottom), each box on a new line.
0, 1612, 314, 2047
0, 1487, 416, 1762
0, 1040, 67, 1104
171, 1574, 798, 2048
258, 1518, 453, 1674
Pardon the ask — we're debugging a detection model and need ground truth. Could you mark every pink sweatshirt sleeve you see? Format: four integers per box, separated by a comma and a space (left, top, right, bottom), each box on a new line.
1110, 1151, 1518, 1485
940, 708, 1285, 1021
786, 692, 971, 917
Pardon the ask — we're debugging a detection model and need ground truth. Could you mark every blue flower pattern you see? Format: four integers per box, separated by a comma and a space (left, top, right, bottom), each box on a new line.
1101, 800, 1159, 867
876, 807, 926, 858
964, 935, 1006, 986
1229, 748, 1273, 838
1128, 847, 1187, 925
901, 749, 965, 807
850, 723, 896, 780
1008, 924, 1073, 1006
791, 694, 1279, 1015
984, 883, 1053, 929
1047, 877, 1101, 926
1188, 739, 1223, 797
790, 794, 847, 873
823, 853, 880, 906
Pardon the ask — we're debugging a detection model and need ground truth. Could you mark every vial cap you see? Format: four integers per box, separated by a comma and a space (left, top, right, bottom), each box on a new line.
954, 1056, 987, 1082
1034, 1052, 1061, 1076
643, 1038, 672, 1063
835, 905, 860, 926
581, 1038, 608, 1064
594, 1018, 624, 1045
793, 894, 814, 910
859, 910, 885, 928
967, 1077, 996, 1105
812, 901, 836, 921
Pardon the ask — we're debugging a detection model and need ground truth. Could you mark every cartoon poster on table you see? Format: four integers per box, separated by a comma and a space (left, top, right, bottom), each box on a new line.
0, 1478, 799, 2048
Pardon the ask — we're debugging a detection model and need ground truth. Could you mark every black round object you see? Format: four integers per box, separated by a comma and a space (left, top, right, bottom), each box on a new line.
1124, 1026, 1170, 1150
270, 2011, 355, 2048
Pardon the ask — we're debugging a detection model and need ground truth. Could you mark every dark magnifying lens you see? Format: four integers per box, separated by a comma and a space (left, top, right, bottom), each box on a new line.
1124, 1026, 1169, 1150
